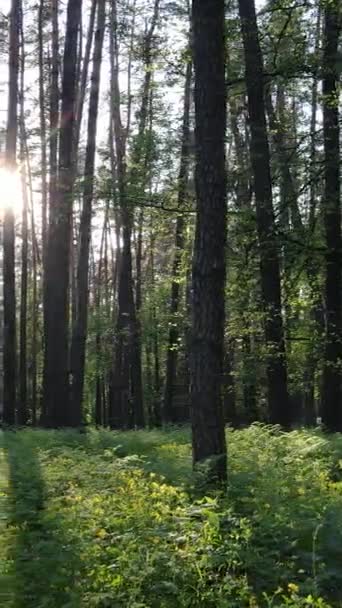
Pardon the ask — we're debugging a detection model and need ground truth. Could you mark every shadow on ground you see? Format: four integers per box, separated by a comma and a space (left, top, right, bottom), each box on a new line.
5, 431, 82, 608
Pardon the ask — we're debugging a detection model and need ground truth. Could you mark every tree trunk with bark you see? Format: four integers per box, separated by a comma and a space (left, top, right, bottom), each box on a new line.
30, 197, 38, 426
18, 20, 28, 425
321, 0, 341, 431
41, 0, 59, 425
74, 0, 97, 159
70, 0, 105, 426
3, 0, 20, 425
190, 0, 227, 482
43, 0, 82, 427
38, 0, 48, 266
238, 0, 290, 427
108, 0, 133, 429
48, 0, 59, 227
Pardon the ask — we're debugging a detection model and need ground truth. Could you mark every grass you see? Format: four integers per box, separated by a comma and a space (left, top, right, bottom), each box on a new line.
0, 424, 342, 607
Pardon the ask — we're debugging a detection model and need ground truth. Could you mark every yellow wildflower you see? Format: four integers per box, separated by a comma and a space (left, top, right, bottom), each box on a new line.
288, 582, 299, 593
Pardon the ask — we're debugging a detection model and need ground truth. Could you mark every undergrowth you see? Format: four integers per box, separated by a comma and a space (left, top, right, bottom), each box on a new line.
1, 424, 342, 607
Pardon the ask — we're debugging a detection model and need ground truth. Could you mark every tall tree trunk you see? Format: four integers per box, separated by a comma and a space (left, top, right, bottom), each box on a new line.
3, 0, 20, 425
304, 6, 322, 425
191, 0, 227, 482
94, 204, 108, 426
109, 0, 150, 429
30, 200, 38, 426
18, 18, 28, 426
321, 0, 341, 431
125, 0, 136, 139
38, 0, 48, 266
108, 117, 121, 301
48, 0, 59, 222
238, 0, 290, 427
127, 0, 160, 427
70, 216, 78, 329
43, 0, 83, 427
135, 208, 144, 315
24, 135, 39, 424
19, 162, 28, 426
163, 60, 192, 423
41, 0, 59, 425
74, 0, 97, 158
70, 0, 106, 426
108, 0, 132, 429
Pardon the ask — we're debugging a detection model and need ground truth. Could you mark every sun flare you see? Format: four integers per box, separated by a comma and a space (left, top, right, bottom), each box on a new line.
0, 167, 23, 215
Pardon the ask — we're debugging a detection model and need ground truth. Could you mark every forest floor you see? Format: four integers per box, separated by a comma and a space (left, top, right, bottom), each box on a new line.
0, 425, 342, 608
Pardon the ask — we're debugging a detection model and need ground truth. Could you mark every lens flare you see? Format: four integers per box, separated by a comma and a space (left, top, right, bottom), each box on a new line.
0, 167, 22, 215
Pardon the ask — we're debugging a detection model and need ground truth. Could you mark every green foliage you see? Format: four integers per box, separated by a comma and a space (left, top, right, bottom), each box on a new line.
1, 426, 342, 607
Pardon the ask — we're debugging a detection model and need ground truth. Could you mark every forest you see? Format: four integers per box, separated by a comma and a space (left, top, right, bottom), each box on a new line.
0, 0, 342, 606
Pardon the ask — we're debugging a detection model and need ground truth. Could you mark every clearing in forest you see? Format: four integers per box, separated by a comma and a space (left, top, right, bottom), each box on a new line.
0, 425, 342, 608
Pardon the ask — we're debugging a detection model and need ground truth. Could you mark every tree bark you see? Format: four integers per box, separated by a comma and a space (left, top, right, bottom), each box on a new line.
108, 0, 133, 429
48, 0, 59, 223
41, 0, 59, 425
190, 0, 227, 482
38, 0, 48, 266
70, 0, 105, 426
43, 0, 83, 427
74, 0, 97, 158
321, 0, 341, 431
238, 0, 290, 427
